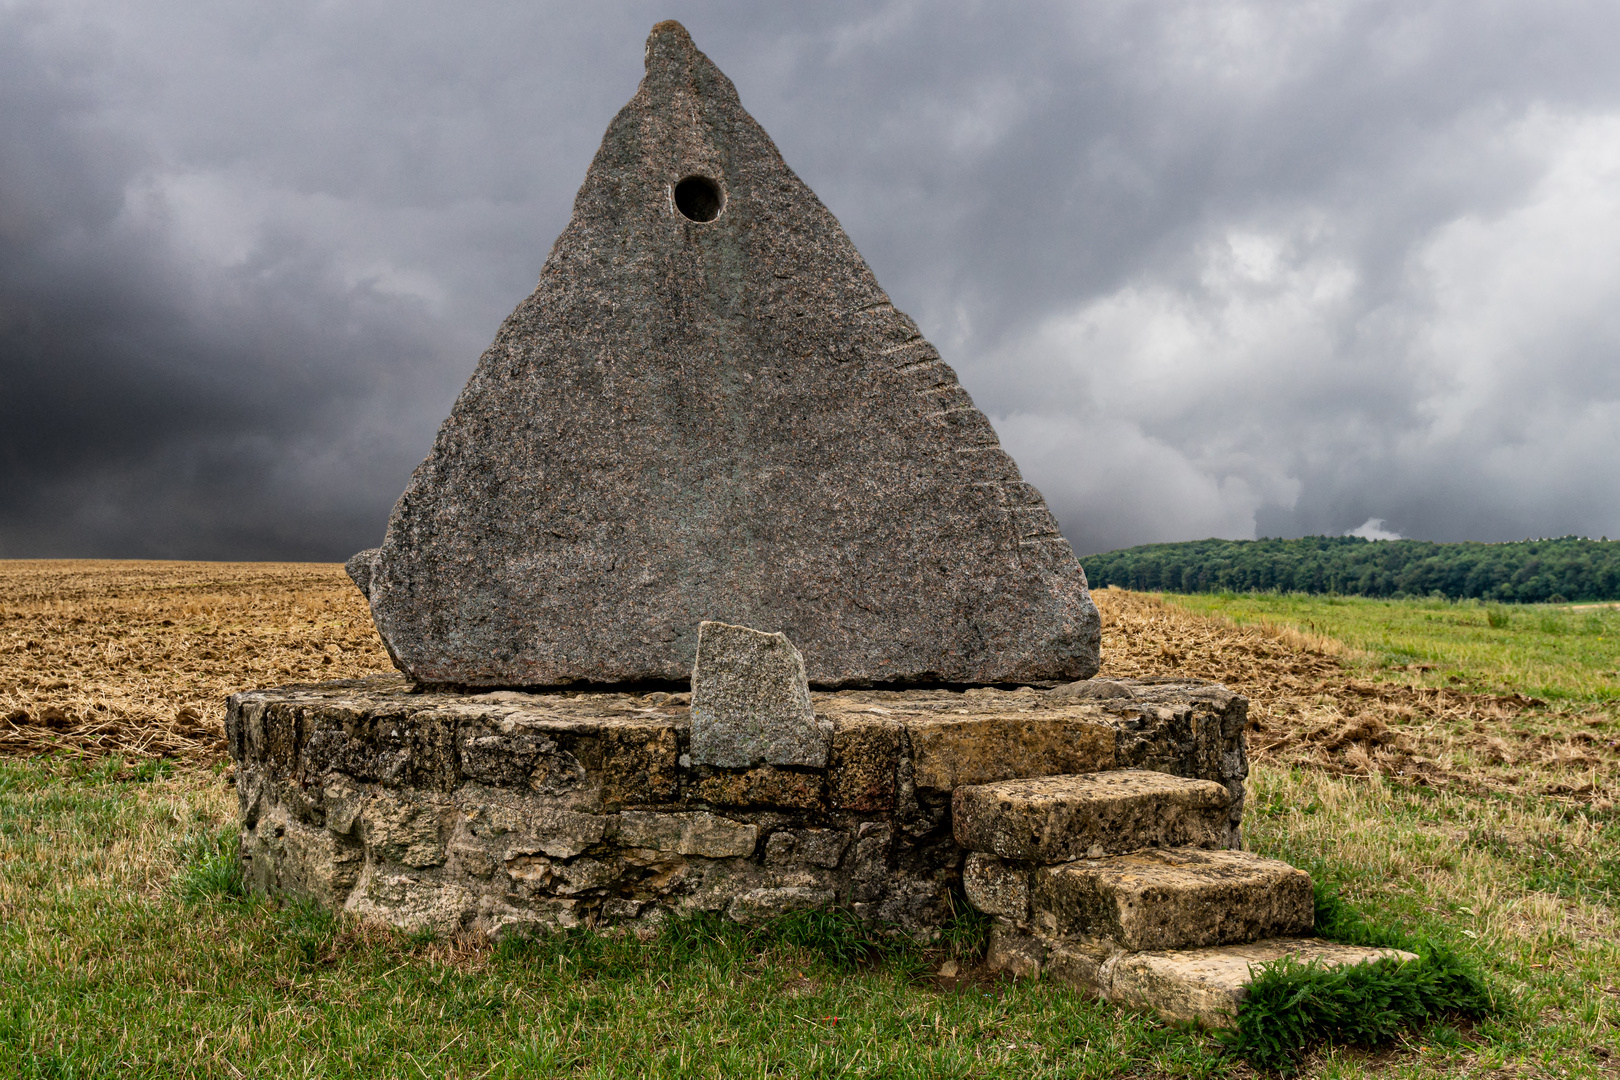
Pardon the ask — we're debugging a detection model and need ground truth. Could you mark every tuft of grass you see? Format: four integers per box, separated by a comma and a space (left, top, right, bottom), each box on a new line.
937, 897, 994, 963
171, 825, 246, 902
1226, 878, 1498, 1070
1223, 950, 1494, 1073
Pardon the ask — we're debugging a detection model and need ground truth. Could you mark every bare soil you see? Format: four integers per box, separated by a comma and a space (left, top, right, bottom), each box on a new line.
1095, 588, 1617, 804
2, 563, 1614, 807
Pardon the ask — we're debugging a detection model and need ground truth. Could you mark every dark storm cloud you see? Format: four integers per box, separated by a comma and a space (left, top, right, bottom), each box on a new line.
4, 1, 1620, 560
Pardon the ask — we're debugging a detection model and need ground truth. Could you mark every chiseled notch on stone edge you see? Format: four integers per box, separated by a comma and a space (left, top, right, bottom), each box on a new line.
689, 621, 830, 769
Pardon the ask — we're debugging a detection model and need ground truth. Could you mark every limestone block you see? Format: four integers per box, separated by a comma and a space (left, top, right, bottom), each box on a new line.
322, 776, 364, 836
1044, 939, 1121, 993
601, 898, 644, 922
678, 858, 768, 914
479, 898, 583, 939
1092, 681, 1249, 810
279, 819, 364, 905
689, 622, 829, 769
952, 770, 1231, 863
693, 766, 825, 809
600, 723, 679, 805
362, 791, 451, 868
907, 715, 1115, 791
848, 825, 892, 903
458, 728, 586, 792
728, 887, 838, 924
236, 765, 269, 828
1033, 848, 1313, 951
346, 868, 480, 934
618, 810, 758, 858
962, 853, 1030, 920
241, 807, 362, 906
559, 857, 623, 896
872, 878, 953, 929
1105, 938, 1419, 1027
448, 840, 497, 879
299, 707, 457, 791
829, 718, 900, 812
764, 828, 850, 868
986, 919, 1047, 979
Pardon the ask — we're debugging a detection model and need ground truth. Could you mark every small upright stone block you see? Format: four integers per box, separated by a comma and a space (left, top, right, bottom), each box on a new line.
690, 622, 830, 769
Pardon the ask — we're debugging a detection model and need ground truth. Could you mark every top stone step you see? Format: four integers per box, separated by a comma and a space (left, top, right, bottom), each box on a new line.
343, 21, 1100, 689
953, 770, 1233, 863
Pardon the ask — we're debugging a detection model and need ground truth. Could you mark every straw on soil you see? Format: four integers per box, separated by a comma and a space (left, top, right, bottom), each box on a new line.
1094, 587, 1617, 804
0, 560, 392, 760
2, 565, 1615, 807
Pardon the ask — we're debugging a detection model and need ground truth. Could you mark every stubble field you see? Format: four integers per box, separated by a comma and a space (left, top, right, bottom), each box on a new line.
2, 561, 1618, 1077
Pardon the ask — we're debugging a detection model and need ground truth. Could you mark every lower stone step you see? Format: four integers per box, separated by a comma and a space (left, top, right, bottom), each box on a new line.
952, 770, 1234, 863
988, 923, 1418, 1027
1033, 847, 1313, 950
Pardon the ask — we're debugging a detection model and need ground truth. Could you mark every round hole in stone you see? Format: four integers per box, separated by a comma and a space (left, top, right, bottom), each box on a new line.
674, 175, 724, 222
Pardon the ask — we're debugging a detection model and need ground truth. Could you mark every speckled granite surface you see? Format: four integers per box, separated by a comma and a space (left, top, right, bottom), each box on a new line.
350, 21, 1099, 688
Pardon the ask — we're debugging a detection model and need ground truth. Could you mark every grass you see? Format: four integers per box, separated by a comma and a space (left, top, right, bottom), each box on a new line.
1220, 877, 1498, 1071
4, 568, 1620, 1075
1166, 592, 1620, 706
1, 761, 1235, 1079
5, 761, 1618, 1075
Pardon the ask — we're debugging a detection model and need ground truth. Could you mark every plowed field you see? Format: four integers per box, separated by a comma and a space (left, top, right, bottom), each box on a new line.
2, 562, 1614, 803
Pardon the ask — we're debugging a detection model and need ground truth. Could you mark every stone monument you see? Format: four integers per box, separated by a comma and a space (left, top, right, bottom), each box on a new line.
228, 22, 1411, 1029
344, 19, 1099, 690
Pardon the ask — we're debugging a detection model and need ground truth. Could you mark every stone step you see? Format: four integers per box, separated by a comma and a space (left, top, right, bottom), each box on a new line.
987, 925, 1417, 1028
1031, 847, 1314, 951
952, 770, 1233, 863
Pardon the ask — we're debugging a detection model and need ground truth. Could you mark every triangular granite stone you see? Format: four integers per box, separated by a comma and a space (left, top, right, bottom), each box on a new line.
352, 21, 1100, 688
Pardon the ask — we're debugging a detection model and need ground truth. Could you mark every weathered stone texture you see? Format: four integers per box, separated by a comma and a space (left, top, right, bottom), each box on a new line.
351, 21, 1099, 689
1098, 938, 1417, 1027
962, 852, 1030, 920
907, 714, 1116, 792
1032, 848, 1314, 950
952, 770, 1232, 863
1049, 677, 1251, 839
227, 676, 1243, 937
689, 622, 827, 769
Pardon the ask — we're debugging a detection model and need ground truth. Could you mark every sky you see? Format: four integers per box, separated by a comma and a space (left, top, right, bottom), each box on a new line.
3, 1, 1619, 562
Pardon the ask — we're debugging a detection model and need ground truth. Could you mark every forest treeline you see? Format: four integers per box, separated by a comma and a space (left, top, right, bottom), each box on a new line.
1079, 536, 1620, 602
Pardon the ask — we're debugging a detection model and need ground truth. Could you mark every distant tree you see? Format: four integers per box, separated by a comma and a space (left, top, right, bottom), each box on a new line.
1079, 536, 1620, 601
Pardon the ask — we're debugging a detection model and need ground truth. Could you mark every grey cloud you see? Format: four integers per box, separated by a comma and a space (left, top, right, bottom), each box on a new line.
4, 1, 1619, 560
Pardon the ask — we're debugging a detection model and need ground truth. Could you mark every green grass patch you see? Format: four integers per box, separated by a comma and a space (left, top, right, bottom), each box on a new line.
6, 728, 1620, 1076
1219, 879, 1499, 1071
1225, 950, 1493, 1073
1166, 591, 1620, 703
3, 758, 1234, 1079
171, 825, 246, 903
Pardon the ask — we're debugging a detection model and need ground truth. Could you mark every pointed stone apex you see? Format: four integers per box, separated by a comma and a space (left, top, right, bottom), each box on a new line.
646, 19, 693, 60
641, 20, 737, 103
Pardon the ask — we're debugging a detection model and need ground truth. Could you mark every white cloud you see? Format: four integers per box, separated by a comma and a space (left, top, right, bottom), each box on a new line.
986, 105, 1620, 553
1346, 518, 1401, 541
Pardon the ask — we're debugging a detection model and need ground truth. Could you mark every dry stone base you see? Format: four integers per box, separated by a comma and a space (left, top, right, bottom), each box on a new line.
987, 923, 1418, 1027
227, 675, 1247, 937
